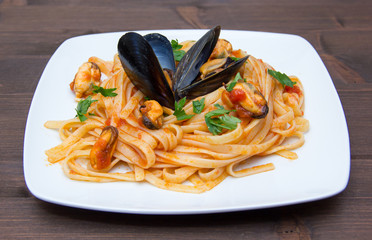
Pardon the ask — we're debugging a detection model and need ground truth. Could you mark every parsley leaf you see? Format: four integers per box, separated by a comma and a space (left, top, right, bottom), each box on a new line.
144, 96, 151, 101
173, 50, 186, 62
173, 97, 194, 121
268, 69, 296, 88
205, 117, 224, 135
171, 39, 182, 50
171, 39, 186, 62
92, 85, 118, 97
193, 98, 205, 114
219, 115, 241, 129
214, 103, 225, 110
204, 106, 241, 135
230, 56, 240, 62
225, 72, 243, 92
75, 96, 97, 122
205, 109, 232, 118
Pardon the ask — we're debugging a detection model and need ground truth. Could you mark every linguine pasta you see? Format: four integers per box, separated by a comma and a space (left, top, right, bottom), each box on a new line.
44, 51, 309, 193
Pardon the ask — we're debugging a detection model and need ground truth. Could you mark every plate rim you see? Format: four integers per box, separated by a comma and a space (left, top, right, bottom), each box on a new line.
23, 29, 350, 215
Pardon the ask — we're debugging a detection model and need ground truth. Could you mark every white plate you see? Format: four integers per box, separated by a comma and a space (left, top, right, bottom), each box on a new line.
24, 29, 350, 214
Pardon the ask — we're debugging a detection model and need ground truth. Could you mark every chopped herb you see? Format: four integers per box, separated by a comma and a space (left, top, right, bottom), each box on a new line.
171, 39, 186, 62
225, 72, 243, 92
205, 117, 224, 135
205, 109, 232, 118
204, 105, 241, 135
173, 97, 194, 121
92, 85, 118, 97
173, 50, 186, 62
214, 103, 225, 110
75, 96, 97, 122
268, 69, 296, 88
144, 96, 151, 101
171, 39, 182, 50
192, 98, 205, 114
219, 114, 241, 129
230, 56, 240, 62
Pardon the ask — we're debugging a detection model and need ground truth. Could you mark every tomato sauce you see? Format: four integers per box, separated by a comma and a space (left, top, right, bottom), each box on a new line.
117, 118, 126, 127
105, 117, 111, 126
234, 104, 252, 118
284, 85, 302, 96
229, 89, 246, 103
226, 89, 252, 118
231, 49, 245, 58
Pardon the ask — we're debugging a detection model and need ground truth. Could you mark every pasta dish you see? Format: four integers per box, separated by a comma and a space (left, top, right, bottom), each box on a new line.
44, 26, 309, 193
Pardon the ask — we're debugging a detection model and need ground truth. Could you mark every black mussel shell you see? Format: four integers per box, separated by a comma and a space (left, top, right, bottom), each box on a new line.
118, 32, 175, 109
253, 104, 269, 119
118, 26, 248, 110
173, 26, 221, 100
144, 33, 176, 77
177, 56, 249, 100
141, 114, 162, 130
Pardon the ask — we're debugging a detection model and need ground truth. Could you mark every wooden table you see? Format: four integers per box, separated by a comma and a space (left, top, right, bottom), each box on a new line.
1, 0, 371, 239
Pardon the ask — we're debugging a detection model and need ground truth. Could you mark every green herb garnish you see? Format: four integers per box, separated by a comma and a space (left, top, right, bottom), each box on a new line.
204, 106, 241, 135
171, 39, 182, 50
92, 85, 118, 97
171, 39, 186, 62
173, 97, 194, 121
75, 96, 97, 122
230, 56, 240, 62
144, 96, 151, 101
268, 69, 296, 88
192, 98, 205, 114
225, 72, 243, 92
174, 51, 186, 62
214, 103, 225, 110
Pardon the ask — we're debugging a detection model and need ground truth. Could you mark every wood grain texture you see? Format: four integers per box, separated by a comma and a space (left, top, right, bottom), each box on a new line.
0, 0, 371, 239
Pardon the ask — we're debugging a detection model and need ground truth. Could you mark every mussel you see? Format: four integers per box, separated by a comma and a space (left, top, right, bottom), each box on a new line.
117, 26, 248, 109
222, 82, 268, 119
90, 126, 119, 170
139, 100, 164, 129
70, 62, 101, 98
210, 39, 233, 59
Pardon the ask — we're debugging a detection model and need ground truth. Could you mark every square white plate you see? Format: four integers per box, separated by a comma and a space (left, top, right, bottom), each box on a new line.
24, 29, 350, 214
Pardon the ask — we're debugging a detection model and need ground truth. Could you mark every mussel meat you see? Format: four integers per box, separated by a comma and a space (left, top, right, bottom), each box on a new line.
139, 100, 164, 129
178, 40, 196, 52
209, 39, 232, 59
70, 62, 101, 98
222, 82, 268, 119
90, 126, 119, 170
117, 26, 248, 109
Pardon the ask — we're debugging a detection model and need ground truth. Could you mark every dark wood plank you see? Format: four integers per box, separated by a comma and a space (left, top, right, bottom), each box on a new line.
1, 195, 371, 239
1, 0, 372, 239
338, 89, 372, 157
0, 56, 48, 94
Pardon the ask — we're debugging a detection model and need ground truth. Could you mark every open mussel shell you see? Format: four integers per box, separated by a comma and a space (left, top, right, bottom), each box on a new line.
118, 32, 175, 109
144, 33, 176, 77
177, 56, 249, 100
173, 26, 221, 99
